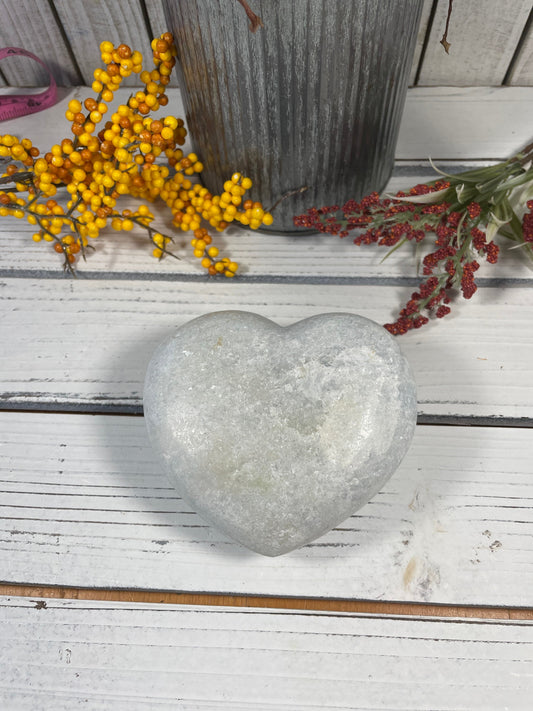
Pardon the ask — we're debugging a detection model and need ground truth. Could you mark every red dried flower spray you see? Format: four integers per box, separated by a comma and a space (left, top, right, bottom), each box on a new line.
295, 141, 533, 334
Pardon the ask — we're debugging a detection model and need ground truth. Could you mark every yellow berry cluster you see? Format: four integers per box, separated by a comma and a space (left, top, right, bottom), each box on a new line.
0, 135, 39, 166
0, 33, 272, 275
155, 168, 273, 272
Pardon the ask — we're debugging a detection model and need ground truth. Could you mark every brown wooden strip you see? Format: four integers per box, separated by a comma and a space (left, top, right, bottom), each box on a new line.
1, 583, 532, 620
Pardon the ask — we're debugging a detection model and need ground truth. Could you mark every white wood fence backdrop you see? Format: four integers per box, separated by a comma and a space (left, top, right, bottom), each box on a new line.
0, 0, 531, 88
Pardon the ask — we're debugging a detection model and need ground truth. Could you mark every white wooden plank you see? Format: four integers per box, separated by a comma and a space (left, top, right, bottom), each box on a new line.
398, 87, 533, 160
1, 169, 532, 281
1, 597, 532, 710
1, 86, 531, 160
0, 277, 532, 420
0, 1, 80, 86
52, 0, 155, 87
507, 18, 533, 85
417, 0, 531, 86
1, 413, 533, 605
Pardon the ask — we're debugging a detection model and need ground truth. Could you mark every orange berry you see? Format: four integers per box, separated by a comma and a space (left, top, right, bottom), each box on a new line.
156, 39, 169, 53
117, 44, 132, 59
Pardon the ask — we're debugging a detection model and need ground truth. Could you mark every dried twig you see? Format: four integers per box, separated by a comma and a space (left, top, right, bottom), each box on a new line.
440, 0, 454, 54
0, 171, 33, 185
267, 186, 308, 214
236, 0, 263, 32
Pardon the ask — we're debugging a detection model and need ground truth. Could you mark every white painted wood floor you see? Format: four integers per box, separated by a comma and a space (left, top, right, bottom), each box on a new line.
2, 597, 533, 710
1, 87, 532, 708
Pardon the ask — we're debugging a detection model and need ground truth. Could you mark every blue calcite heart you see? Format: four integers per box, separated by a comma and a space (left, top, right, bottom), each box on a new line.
143, 311, 417, 556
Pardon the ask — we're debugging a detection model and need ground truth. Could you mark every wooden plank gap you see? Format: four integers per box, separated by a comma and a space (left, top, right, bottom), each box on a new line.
417, 414, 533, 428
503, 4, 533, 85
3, 267, 533, 289
1, 583, 533, 620
0, 404, 143, 417
2, 400, 533, 429
0, 401, 144, 416
413, 0, 439, 86
139, 0, 155, 42
47, 0, 84, 85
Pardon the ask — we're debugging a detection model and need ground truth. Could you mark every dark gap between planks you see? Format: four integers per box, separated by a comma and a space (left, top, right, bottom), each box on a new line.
1, 401, 532, 429
1, 270, 532, 288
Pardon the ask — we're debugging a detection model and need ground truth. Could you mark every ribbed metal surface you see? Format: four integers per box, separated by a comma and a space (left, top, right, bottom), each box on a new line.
164, 0, 423, 233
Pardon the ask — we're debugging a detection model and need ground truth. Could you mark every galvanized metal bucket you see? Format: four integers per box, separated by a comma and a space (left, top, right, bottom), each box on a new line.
163, 0, 423, 233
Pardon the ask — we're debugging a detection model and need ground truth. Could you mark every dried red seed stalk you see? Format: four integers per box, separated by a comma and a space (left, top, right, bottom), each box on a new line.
294, 141, 533, 335
294, 188, 497, 335
523, 200, 533, 243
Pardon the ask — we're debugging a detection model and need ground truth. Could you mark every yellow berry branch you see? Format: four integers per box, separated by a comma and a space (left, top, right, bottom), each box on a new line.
0, 33, 273, 276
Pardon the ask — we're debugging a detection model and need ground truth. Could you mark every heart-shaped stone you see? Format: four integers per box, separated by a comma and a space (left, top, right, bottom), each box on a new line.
143, 311, 417, 556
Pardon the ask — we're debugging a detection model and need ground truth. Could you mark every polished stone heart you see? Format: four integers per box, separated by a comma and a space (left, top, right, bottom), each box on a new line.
143, 311, 417, 556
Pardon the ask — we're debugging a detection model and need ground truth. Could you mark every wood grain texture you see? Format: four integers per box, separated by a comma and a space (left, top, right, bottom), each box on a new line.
417, 0, 532, 86
0, 0, 80, 86
1, 596, 533, 710
408, 0, 436, 86
1, 277, 533, 420
1, 0, 531, 89
507, 13, 533, 85
1, 412, 532, 606
143, 0, 171, 38
2, 584, 533, 620
398, 87, 533, 160
52, 0, 155, 87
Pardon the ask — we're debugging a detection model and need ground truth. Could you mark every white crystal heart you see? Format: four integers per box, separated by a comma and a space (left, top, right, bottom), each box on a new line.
143, 311, 417, 556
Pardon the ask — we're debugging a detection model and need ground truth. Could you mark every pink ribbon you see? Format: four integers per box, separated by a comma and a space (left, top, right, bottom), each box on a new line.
0, 47, 57, 121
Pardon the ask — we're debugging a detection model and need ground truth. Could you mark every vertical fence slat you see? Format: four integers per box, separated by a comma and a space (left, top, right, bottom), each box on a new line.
409, 0, 435, 86
0, 0, 80, 86
144, 0, 184, 87
506, 14, 533, 85
416, 0, 532, 86
52, 0, 154, 86
1, 1, 531, 89
144, 0, 171, 38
